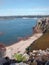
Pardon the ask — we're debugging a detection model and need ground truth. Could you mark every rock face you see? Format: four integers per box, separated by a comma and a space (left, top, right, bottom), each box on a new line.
0, 44, 6, 58
33, 17, 49, 33
10, 62, 29, 65
45, 61, 49, 65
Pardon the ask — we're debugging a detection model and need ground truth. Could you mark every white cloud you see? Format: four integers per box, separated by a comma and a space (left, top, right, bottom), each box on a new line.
0, 7, 49, 16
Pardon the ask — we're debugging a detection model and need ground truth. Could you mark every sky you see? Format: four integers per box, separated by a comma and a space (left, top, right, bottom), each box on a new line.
0, 0, 49, 16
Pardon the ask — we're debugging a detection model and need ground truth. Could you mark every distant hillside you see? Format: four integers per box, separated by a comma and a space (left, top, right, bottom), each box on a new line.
28, 30, 49, 51
0, 15, 49, 20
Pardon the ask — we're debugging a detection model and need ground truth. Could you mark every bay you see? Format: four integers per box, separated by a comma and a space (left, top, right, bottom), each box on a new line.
0, 18, 37, 45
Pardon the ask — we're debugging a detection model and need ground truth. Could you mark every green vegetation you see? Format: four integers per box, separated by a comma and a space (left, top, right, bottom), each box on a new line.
14, 53, 27, 62
26, 30, 49, 52
14, 54, 22, 62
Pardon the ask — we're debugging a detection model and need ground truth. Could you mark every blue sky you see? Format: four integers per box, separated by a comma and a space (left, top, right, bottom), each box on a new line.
0, 0, 49, 16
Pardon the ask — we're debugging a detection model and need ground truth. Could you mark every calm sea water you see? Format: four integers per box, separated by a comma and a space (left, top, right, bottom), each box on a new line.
0, 18, 37, 45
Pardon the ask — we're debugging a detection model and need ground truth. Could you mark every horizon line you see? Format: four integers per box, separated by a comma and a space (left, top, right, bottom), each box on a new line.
0, 15, 49, 17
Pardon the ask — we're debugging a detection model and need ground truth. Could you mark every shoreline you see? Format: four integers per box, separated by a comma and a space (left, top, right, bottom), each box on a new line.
5, 33, 43, 58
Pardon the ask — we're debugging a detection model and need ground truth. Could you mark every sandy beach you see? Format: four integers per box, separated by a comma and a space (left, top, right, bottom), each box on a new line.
5, 33, 43, 58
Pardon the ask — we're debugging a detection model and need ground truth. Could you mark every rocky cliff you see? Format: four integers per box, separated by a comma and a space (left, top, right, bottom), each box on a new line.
33, 17, 49, 33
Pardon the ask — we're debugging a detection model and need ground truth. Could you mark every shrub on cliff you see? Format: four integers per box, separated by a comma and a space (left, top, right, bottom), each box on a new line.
13, 53, 27, 62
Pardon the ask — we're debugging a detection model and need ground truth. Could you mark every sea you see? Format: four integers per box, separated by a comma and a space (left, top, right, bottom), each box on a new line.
0, 18, 37, 45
